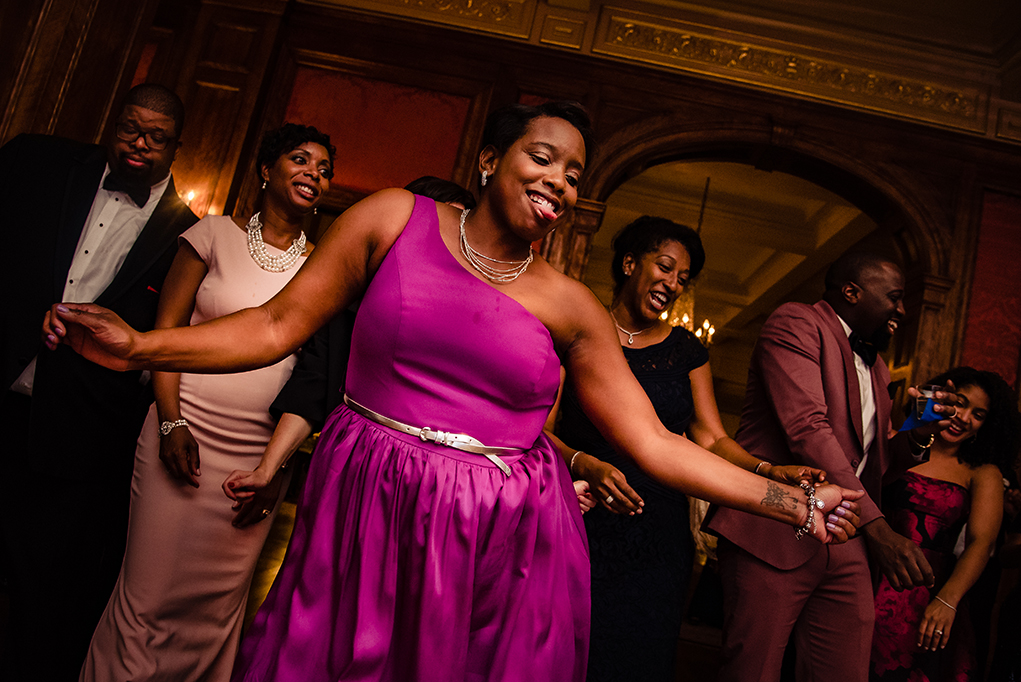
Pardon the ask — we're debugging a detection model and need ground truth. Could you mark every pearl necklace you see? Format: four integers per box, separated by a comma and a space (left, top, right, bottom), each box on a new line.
610, 311, 651, 345
246, 212, 306, 273
459, 209, 533, 283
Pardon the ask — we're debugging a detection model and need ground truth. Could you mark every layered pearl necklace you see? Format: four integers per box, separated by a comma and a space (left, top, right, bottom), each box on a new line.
459, 208, 533, 283
246, 212, 306, 273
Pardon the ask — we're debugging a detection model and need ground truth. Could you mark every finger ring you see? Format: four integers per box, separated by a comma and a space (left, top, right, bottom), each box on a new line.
605, 495, 614, 504
261, 509, 270, 516
935, 629, 943, 635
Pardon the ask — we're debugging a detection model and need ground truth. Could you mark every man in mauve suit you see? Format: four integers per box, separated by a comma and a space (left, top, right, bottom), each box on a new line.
0, 84, 198, 681
706, 252, 954, 681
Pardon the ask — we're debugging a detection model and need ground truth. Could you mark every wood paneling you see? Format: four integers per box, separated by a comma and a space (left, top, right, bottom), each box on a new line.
169, 0, 287, 217
0, 0, 160, 145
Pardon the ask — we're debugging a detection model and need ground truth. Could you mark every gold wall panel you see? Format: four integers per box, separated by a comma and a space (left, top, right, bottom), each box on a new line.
593, 7, 987, 134
304, 0, 538, 38
997, 107, 1021, 143
541, 15, 586, 49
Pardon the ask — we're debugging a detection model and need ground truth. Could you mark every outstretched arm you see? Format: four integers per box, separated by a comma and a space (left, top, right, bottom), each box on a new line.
44, 189, 415, 374
686, 363, 828, 487
553, 285, 861, 543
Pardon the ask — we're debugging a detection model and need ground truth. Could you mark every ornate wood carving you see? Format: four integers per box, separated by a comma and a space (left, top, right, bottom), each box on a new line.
541, 198, 606, 280
593, 8, 984, 133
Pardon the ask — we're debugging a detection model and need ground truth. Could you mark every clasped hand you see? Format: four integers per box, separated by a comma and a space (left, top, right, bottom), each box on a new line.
223, 466, 284, 528
807, 484, 864, 544
42, 303, 137, 370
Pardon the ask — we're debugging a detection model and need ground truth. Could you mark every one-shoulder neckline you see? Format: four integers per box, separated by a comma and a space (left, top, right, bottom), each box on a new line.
424, 197, 554, 349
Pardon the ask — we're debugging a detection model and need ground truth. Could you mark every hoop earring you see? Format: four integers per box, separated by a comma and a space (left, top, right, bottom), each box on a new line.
481, 171, 488, 187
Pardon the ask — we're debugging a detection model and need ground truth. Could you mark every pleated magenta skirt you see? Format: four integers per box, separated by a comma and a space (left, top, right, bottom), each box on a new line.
231, 406, 590, 682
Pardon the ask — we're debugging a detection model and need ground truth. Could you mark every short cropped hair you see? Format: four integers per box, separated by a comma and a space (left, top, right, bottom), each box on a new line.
255, 123, 336, 181
610, 216, 706, 296
123, 84, 186, 137
404, 176, 476, 209
824, 252, 896, 292
480, 101, 594, 164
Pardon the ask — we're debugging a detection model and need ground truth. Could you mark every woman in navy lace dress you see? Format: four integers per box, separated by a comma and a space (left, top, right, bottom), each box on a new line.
870, 367, 1019, 682
555, 216, 830, 682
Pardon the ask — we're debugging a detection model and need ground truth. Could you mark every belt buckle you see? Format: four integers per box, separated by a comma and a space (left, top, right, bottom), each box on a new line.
419, 426, 435, 443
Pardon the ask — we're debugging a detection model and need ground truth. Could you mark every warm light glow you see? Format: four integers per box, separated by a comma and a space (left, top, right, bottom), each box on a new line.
682, 313, 690, 326
660, 311, 669, 320
185, 190, 195, 205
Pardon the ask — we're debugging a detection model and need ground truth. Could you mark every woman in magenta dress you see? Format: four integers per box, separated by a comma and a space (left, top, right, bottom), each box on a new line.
871, 367, 1019, 681
47, 102, 864, 682
80, 124, 334, 682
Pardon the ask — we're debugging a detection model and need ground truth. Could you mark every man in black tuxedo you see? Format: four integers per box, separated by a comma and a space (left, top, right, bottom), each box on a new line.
0, 84, 198, 681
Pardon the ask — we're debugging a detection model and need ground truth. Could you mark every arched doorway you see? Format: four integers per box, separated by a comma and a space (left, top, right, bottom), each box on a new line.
583, 159, 889, 430
553, 115, 962, 415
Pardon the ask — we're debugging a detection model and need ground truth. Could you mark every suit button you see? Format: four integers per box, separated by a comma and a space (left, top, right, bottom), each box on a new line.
852, 458, 860, 468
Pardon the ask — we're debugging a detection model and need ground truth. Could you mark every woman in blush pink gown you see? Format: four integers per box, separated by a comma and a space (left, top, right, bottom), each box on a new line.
80, 124, 334, 682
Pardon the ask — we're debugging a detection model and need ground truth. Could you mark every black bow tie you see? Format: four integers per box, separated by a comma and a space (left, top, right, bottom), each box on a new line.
102, 174, 150, 208
849, 332, 877, 367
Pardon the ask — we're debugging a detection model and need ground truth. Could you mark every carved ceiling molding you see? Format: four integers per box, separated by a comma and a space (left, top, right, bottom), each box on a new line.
298, 0, 1015, 143
593, 8, 985, 133
304, 0, 538, 38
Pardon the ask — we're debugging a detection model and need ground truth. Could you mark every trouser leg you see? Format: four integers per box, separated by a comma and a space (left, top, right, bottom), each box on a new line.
792, 539, 873, 682
716, 539, 827, 682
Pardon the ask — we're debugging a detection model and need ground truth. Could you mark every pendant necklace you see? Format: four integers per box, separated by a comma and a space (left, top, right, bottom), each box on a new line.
246, 212, 306, 273
459, 208, 533, 283
610, 310, 649, 345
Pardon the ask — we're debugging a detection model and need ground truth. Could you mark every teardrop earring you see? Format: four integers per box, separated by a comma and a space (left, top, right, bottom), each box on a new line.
481, 171, 488, 187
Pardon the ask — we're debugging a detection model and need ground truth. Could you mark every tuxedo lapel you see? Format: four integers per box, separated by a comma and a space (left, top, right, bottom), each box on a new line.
97, 176, 187, 306
816, 301, 865, 451
53, 147, 106, 298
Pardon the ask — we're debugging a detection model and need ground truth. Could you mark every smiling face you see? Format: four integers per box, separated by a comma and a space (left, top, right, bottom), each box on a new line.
620, 240, 691, 324
262, 143, 333, 213
107, 104, 179, 186
940, 383, 990, 447
481, 116, 585, 242
849, 261, 906, 351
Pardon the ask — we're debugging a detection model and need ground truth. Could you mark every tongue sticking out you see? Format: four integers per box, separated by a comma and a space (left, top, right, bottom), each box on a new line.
529, 193, 557, 222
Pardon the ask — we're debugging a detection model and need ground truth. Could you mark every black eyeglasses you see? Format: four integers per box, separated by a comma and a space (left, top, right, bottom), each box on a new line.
115, 122, 175, 150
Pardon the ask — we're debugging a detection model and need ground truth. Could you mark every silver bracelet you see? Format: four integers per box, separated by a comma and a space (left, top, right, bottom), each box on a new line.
794, 481, 823, 540
159, 419, 188, 436
754, 461, 768, 475
934, 596, 957, 612
569, 450, 582, 474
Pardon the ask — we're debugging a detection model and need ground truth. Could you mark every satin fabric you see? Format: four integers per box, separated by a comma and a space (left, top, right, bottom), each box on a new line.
232, 196, 589, 681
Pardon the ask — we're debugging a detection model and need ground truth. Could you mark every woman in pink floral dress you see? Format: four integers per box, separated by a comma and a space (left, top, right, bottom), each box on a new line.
870, 367, 1019, 681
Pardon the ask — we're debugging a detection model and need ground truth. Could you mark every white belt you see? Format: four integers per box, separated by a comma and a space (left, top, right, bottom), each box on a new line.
343, 394, 514, 476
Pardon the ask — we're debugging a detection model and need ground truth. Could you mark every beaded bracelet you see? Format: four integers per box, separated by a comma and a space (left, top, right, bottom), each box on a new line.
794, 481, 824, 540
